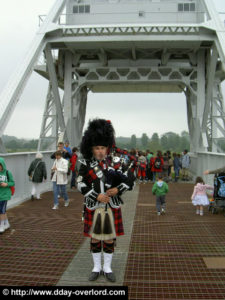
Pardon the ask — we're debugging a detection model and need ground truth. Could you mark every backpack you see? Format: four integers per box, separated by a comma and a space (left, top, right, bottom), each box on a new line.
6, 170, 15, 196
154, 157, 161, 169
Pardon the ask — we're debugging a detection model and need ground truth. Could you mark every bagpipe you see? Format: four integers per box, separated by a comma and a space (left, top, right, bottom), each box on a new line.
81, 147, 135, 221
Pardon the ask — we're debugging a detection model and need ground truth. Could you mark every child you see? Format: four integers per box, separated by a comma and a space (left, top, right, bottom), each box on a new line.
191, 176, 213, 216
0, 157, 15, 233
152, 174, 169, 215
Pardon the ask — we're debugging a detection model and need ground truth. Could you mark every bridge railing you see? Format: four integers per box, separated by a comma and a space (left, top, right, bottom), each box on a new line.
1, 151, 225, 209
0, 151, 53, 209
189, 151, 225, 186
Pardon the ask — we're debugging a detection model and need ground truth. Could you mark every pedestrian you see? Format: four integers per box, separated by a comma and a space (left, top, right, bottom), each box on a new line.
162, 153, 169, 181
129, 149, 138, 178
137, 152, 147, 183
191, 176, 213, 216
28, 152, 47, 200
146, 150, 153, 181
152, 174, 169, 216
64, 141, 72, 157
70, 147, 78, 189
181, 150, 190, 181
0, 157, 15, 233
51, 151, 69, 210
77, 119, 134, 283
150, 150, 164, 182
167, 151, 173, 180
51, 142, 71, 160
173, 153, 181, 182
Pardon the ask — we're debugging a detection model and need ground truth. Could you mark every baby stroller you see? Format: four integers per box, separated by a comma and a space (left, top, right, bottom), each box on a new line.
209, 173, 225, 214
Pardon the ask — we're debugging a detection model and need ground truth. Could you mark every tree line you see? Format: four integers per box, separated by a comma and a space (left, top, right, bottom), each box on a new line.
5, 131, 225, 154
116, 131, 190, 153
3, 132, 190, 153
3, 132, 225, 154
2, 135, 38, 152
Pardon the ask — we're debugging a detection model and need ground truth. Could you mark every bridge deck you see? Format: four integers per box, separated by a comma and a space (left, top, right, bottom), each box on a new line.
1, 182, 225, 299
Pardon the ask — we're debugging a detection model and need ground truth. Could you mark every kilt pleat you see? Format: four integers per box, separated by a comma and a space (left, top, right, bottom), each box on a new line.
84, 206, 124, 237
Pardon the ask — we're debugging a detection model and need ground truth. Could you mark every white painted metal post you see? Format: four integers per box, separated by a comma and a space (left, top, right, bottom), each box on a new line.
64, 51, 73, 143
72, 86, 88, 147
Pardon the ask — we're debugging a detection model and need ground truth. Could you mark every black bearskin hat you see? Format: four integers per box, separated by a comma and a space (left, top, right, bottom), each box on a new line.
80, 119, 115, 159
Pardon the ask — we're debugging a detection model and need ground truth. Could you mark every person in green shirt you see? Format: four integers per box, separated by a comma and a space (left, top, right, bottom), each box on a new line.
152, 174, 169, 216
0, 157, 15, 233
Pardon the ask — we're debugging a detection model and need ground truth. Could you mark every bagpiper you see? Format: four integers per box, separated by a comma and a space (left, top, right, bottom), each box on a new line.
77, 119, 134, 282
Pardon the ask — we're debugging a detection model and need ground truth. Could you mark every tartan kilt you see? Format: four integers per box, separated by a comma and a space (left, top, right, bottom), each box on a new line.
84, 206, 124, 237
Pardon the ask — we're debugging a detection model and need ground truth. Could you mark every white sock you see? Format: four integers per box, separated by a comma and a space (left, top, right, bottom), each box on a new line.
103, 253, 113, 273
4, 219, 9, 226
92, 253, 102, 273
0, 220, 5, 227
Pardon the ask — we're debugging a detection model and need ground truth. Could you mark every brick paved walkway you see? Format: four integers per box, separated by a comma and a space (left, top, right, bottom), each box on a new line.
1, 182, 225, 299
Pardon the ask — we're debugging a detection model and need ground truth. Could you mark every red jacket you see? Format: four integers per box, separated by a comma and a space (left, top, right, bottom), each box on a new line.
70, 153, 78, 171
150, 156, 164, 172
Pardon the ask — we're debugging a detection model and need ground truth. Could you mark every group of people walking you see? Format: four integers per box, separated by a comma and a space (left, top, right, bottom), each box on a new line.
121, 148, 191, 183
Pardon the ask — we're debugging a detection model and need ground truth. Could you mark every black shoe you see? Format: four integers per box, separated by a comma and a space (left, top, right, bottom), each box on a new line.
88, 272, 100, 281
31, 195, 34, 201
104, 272, 116, 282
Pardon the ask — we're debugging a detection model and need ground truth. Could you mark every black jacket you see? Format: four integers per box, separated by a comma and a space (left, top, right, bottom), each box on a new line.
77, 158, 134, 209
28, 159, 47, 183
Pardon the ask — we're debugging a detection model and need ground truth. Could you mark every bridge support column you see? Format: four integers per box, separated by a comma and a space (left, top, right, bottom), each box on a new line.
64, 51, 88, 147
186, 49, 207, 153
211, 80, 225, 152
70, 85, 88, 147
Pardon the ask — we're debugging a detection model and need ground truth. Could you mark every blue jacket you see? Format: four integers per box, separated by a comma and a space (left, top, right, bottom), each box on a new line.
173, 157, 181, 169
181, 154, 190, 168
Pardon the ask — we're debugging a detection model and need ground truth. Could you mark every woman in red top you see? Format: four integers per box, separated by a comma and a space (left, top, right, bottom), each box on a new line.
150, 151, 164, 182
70, 147, 78, 189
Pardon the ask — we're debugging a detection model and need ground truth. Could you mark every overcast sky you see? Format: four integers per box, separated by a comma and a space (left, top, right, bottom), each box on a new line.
0, 0, 224, 140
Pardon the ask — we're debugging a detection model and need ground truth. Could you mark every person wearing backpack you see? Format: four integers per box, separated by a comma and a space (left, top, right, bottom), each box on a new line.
28, 152, 47, 200
150, 151, 164, 182
0, 157, 15, 233
152, 174, 169, 216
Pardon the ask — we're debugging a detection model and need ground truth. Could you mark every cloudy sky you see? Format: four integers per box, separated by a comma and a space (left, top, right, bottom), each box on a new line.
0, 0, 224, 140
